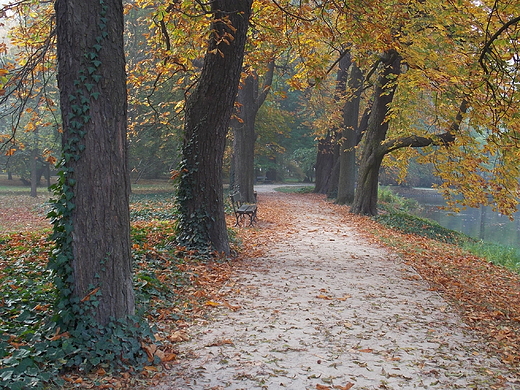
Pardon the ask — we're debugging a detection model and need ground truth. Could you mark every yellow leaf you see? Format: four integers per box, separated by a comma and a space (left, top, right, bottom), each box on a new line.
316, 294, 332, 300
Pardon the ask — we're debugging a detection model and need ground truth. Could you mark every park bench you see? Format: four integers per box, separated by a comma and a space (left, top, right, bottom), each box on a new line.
229, 191, 257, 227
256, 176, 272, 184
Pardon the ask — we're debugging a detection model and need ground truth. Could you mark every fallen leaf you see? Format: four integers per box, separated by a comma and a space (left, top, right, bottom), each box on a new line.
207, 339, 234, 347
155, 349, 177, 362
223, 301, 241, 311
141, 343, 158, 361
335, 383, 354, 390
316, 385, 331, 390
168, 330, 189, 342
317, 294, 332, 300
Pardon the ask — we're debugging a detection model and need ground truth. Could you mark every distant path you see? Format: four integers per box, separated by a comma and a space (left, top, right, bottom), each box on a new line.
152, 190, 516, 389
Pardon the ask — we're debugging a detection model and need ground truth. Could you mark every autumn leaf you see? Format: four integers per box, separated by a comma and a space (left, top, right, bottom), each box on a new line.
207, 339, 234, 347
168, 330, 189, 343
316, 385, 331, 390
316, 294, 332, 300
335, 383, 354, 390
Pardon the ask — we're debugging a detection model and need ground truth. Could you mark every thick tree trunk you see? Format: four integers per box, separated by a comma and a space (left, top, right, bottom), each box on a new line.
55, 0, 134, 325
351, 50, 401, 216
231, 63, 273, 203
337, 62, 363, 205
177, 0, 252, 254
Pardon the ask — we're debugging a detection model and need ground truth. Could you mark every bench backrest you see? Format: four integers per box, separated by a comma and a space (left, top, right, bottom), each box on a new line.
229, 192, 243, 212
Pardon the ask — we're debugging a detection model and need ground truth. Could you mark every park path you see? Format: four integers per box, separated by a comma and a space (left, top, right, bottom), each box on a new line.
151, 188, 517, 390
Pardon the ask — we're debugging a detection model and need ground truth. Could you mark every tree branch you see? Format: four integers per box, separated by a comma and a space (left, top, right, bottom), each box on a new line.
479, 15, 520, 73
382, 99, 468, 155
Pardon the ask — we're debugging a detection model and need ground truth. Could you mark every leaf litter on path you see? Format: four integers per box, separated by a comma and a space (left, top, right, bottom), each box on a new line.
150, 190, 519, 390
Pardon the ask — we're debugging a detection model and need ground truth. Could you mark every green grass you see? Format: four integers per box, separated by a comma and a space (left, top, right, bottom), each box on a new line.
274, 185, 314, 194
378, 186, 420, 212
375, 211, 469, 245
463, 241, 520, 273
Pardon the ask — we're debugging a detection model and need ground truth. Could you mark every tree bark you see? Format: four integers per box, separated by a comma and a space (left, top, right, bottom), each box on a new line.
231, 62, 274, 203
314, 52, 351, 196
177, 0, 252, 255
337, 61, 363, 205
55, 0, 134, 325
351, 50, 401, 216
30, 147, 38, 198
314, 133, 336, 194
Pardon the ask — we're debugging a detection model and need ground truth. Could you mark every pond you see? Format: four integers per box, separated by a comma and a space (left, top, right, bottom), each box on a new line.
391, 187, 520, 248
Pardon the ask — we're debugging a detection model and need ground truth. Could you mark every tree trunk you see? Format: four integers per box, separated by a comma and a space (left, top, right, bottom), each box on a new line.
314, 133, 336, 194
351, 50, 401, 216
231, 62, 273, 203
337, 61, 363, 205
314, 52, 351, 196
30, 148, 38, 198
177, 0, 252, 255
55, 0, 134, 325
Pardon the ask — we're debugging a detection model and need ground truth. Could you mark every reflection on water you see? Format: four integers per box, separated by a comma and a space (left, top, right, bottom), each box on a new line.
392, 187, 520, 248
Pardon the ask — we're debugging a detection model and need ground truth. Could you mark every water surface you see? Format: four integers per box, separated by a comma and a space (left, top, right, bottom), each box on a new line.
392, 187, 520, 248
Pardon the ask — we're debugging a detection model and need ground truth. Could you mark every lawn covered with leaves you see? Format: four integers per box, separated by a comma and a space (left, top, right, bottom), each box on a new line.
0, 180, 240, 389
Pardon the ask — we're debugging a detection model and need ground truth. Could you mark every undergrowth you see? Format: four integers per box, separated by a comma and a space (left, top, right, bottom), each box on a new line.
0, 191, 230, 389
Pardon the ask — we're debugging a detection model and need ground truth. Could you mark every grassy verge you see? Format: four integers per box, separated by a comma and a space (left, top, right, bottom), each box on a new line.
376, 186, 520, 275
274, 185, 314, 194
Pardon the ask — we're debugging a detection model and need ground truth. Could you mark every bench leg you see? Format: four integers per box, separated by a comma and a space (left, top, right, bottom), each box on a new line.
248, 211, 256, 226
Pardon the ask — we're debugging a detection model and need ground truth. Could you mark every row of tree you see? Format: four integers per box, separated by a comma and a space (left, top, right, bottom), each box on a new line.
0, 0, 518, 376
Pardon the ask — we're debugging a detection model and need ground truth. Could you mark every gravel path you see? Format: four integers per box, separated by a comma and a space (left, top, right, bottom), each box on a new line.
152, 188, 517, 389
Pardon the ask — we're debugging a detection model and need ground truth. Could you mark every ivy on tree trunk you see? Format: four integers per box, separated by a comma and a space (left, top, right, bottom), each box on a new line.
53, 0, 134, 327
176, 0, 253, 255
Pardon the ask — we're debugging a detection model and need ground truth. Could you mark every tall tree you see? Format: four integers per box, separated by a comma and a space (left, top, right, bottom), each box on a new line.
176, 0, 253, 254
351, 50, 401, 216
231, 62, 274, 202
336, 59, 363, 205
52, 0, 134, 326
313, 52, 350, 196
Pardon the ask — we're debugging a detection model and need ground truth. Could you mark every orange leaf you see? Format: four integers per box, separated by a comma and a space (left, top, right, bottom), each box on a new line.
316, 294, 332, 300
335, 383, 354, 390
80, 287, 100, 302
